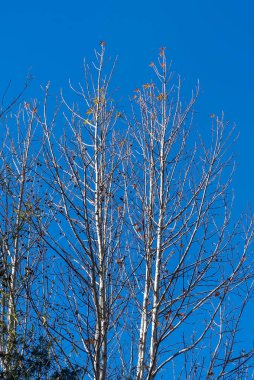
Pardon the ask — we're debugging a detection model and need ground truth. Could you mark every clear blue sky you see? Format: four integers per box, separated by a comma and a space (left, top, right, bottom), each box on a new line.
0, 0, 253, 207
0, 0, 253, 372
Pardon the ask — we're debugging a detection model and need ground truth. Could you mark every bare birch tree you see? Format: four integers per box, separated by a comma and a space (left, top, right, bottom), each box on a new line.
125, 48, 254, 379
40, 44, 130, 379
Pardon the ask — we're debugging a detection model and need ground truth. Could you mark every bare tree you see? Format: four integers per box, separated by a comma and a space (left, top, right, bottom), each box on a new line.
0, 103, 80, 379
40, 44, 130, 379
1, 46, 253, 380
0, 105, 54, 377
125, 48, 254, 379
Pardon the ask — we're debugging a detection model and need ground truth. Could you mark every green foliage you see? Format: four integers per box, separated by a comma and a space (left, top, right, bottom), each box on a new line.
0, 336, 85, 380
50, 366, 85, 380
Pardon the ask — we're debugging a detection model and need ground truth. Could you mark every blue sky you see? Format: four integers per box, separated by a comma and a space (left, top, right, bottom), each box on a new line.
0, 1, 253, 374
0, 0, 253, 207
